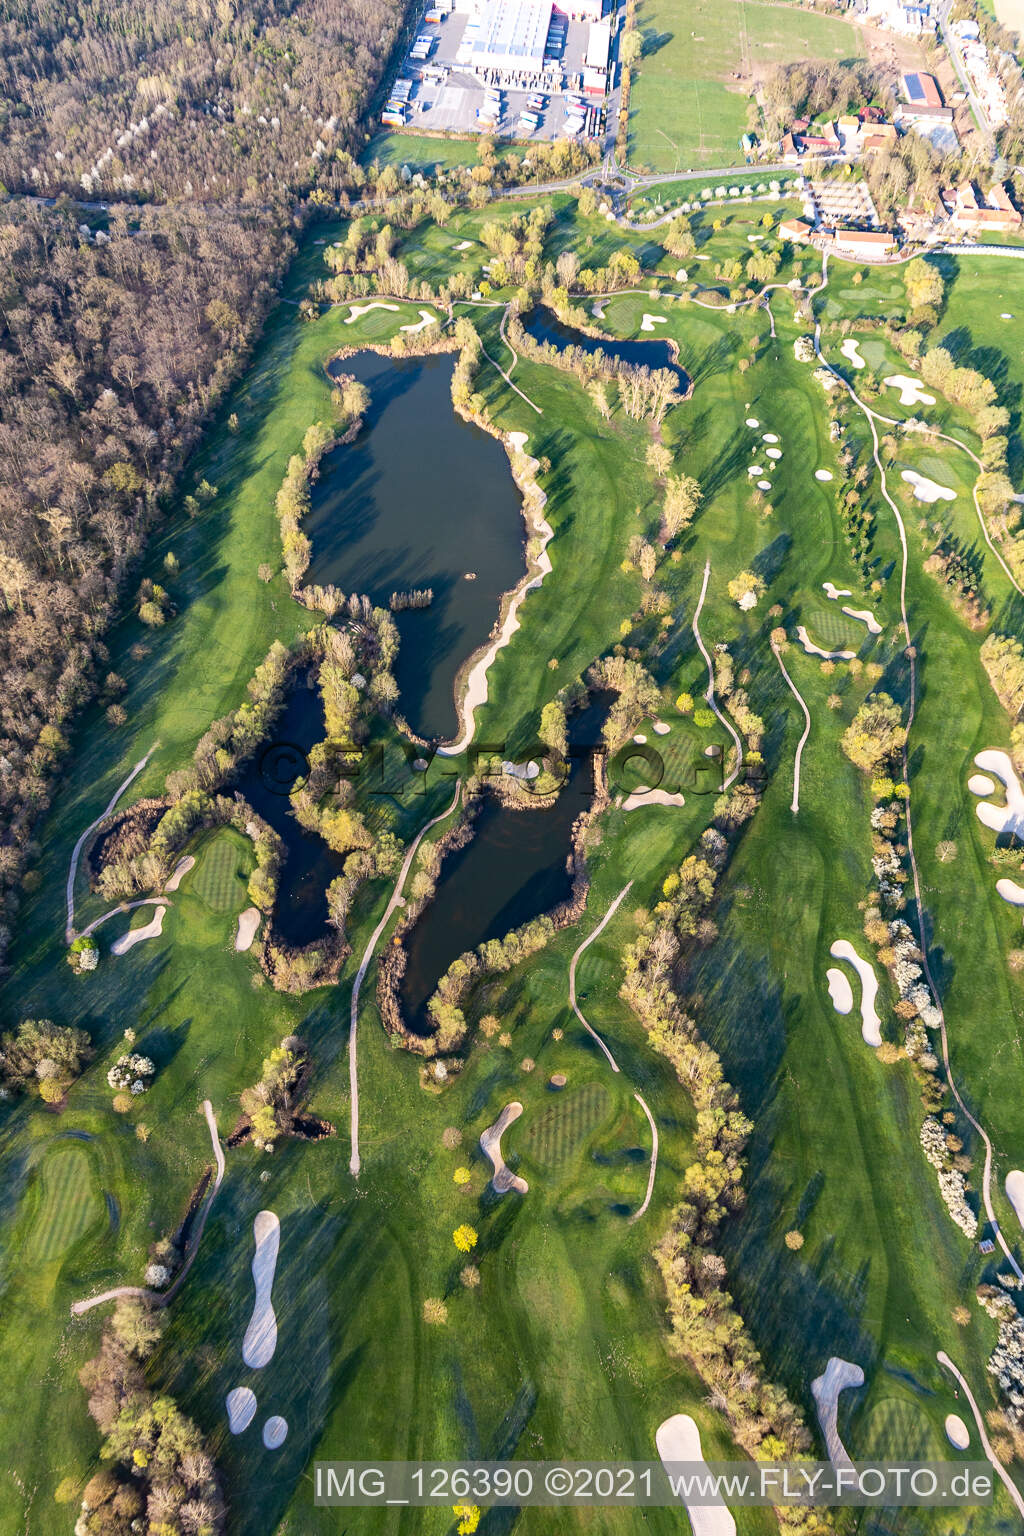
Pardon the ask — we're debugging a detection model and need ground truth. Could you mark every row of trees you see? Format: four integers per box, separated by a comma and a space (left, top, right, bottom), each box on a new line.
276, 387, 368, 592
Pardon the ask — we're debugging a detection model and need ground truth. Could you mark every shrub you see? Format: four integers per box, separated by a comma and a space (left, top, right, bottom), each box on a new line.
784, 1230, 804, 1250
453, 1224, 478, 1253
422, 1297, 448, 1325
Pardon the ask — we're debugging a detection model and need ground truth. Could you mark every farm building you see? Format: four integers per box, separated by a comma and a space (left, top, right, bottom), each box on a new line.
466, 0, 554, 74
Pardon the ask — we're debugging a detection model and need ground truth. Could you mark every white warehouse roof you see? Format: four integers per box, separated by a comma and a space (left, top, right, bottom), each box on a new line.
585, 20, 610, 69
471, 0, 554, 71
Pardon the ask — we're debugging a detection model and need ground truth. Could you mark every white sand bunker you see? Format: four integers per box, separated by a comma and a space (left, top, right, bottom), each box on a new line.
400, 309, 438, 334
748, 465, 764, 475
622, 786, 686, 811
640, 313, 667, 331
164, 855, 194, 892
840, 339, 866, 370
242, 1211, 280, 1369
454, 239, 473, 251
842, 607, 882, 635
1006, 1170, 1024, 1227
1001, 313, 1013, 320
762, 432, 780, 444
973, 750, 1024, 840
480, 1102, 529, 1195
653, 720, 670, 735
236, 907, 261, 952
745, 417, 759, 428
815, 469, 834, 481
226, 1387, 257, 1435
902, 470, 955, 504
757, 480, 772, 491
996, 878, 1024, 905
111, 904, 166, 955
823, 582, 852, 600
656, 1415, 737, 1536
766, 448, 782, 460
811, 1357, 864, 1465
344, 302, 399, 324
945, 1414, 971, 1451
826, 968, 854, 1014
885, 374, 935, 407
968, 774, 995, 796
263, 1416, 288, 1449
796, 627, 854, 661
633, 733, 647, 744
830, 940, 881, 1047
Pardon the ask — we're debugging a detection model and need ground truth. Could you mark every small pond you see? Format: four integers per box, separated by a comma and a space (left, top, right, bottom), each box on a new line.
522, 306, 689, 390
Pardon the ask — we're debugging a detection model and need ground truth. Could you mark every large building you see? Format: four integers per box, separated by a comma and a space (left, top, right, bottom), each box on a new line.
950, 182, 1022, 236
465, 0, 554, 74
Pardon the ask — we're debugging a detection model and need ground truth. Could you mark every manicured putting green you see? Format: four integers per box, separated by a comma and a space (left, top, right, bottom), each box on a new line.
26, 1146, 99, 1265
855, 1395, 945, 1461
520, 1081, 612, 1169
192, 836, 244, 913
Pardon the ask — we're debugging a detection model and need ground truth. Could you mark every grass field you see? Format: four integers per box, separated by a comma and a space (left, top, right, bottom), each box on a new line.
192, 832, 249, 913
24, 1144, 101, 1268
627, 0, 866, 171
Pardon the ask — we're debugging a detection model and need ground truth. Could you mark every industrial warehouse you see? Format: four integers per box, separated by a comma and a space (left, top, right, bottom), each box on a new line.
381, 0, 618, 144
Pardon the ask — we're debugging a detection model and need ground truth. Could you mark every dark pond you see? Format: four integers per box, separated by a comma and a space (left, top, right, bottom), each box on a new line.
307, 352, 526, 742
233, 676, 346, 949
399, 694, 611, 1033
522, 306, 689, 390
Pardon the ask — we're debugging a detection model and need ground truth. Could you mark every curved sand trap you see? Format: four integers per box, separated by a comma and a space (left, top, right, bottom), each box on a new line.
622, 786, 686, 811
757, 480, 772, 491
811, 1357, 864, 1465
236, 907, 261, 952
454, 240, 473, 251
830, 940, 881, 1046
903, 470, 955, 503
656, 1415, 737, 1536
263, 1415, 288, 1449
747, 465, 764, 475
885, 374, 935, 407
968, 773, 995, 796
945, 1414, 970, 1451
164, 855, 195, 892
344, 301, 399, 324
762, 432, 780, 444
815, 469, 834, 481
111, 904, 166, 955
400, 309, 438, 334
973, 750, 1024, 840
766, 448, 782, 460
1006, 1170, 1024, 1227
796, 626, 854, 661
826, 967, 854, 1014
823, 582, 852, 600
842, 606, 882, 635
226, 1387, 257, 1435
745, 417, 759, 427
840, 339, 866, 370
653, 720, 670, 735
996, 878, 1024, 905
480, 1102, 529, 1195
640, 313, 667, 331
242, 1211, 280, 1369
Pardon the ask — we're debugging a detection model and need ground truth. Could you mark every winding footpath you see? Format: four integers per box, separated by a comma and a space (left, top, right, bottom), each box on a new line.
568, 881, 660, 1222
814, 327, 1024, 1284
65, 744, 157, 943
348, 785, 462, 1178
770, 638, 812, 815
692, 560, 743, 791
938, 1352, 1024, 1520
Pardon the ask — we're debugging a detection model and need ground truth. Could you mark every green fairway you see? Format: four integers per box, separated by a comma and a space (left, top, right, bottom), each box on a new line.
519, 1080, 614, 1169
192, 831, 249, 913
24, 1144, 101, 1267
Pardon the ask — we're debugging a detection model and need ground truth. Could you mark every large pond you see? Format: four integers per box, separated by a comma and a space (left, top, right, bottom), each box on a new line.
307, 352, 527, 742
399, 694, 611, 1033
233, 676, 346, 949
522, 306, 689, 390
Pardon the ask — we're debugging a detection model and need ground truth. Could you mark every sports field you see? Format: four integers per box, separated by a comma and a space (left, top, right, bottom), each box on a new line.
627, 0, 866, 171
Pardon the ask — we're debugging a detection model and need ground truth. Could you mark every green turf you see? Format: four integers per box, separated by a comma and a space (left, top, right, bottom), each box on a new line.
24, 1145, 100, 1266
191, 831, 247, 913
519, 1080, 613, 1169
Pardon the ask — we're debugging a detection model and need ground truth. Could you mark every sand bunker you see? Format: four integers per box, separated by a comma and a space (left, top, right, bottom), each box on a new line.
842, 607, 882, 635
164, 855, 194, 892
826, 967, 854, 1014
652, 720, 670, 735
830, 940, 881, 1046
622, 787, 686, 811
748, 465, 764, 475
480, 1102, 528, 1195
1006, 1170, 1024, 1227
902, 470, 955, 503
111, 904, 166, 955
996, 878, 1024, 905
973, 749, 1024, 840
823, 582, 852, 600
633, 733, 647, 744
815, 469, 834, 481
400, 309, 438, 334
945, 1414, 971, 1451
344, 302, 399, 324
811, 1357, 864, 1465
226, 1387, 257, 1434
745, 417, 759, 427
762, 432, 780, 444
235, 907, 261, 952
968, 774, 995, 796
242, 1211, 280, 1369
885, 374, 935, 407
640, 313, 667, 331
840, 339, 866, 369
766, 448, 782, 460
796, 627, 854, 661
1001, 313, 1013, 320
454, 240, 473, 251
263, 1416, 288, 1449
757, 480, 772, 491
656, 1415, 737, 1536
